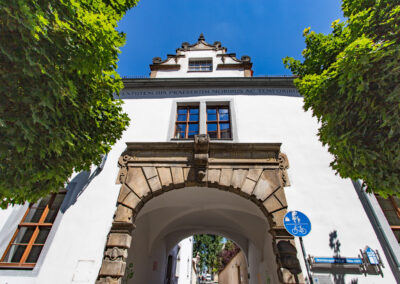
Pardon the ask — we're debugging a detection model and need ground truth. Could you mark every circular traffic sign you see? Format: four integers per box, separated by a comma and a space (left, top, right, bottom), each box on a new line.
283, 211, 311, 237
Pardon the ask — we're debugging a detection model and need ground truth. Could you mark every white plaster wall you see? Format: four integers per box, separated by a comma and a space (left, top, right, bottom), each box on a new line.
219, 250, 249, 284
0, 90, 396, 283
150, 236, 193, 284
176, 237, 193, 284
235, 94, 395, 283
156, 50, 245, 78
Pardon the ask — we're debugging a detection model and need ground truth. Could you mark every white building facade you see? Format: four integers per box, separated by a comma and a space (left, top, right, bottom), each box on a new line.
0, 34, 398, 284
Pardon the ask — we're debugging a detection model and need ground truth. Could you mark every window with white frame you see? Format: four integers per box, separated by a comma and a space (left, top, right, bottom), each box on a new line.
174, 106, 199, 139
188, 59, 212, 72
0, 191, 66, 268
206, 105, 231, 139
173, 102, 233, 140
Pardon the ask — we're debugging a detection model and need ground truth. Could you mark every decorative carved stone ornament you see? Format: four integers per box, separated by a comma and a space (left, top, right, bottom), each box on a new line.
149, 34, 253, 77
105, 247, 128, 261
278, 153, 290, 187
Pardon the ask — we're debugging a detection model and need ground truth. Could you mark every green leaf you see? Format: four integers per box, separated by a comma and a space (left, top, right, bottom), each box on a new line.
0, 0, 137, 206
283, 0, 400, 196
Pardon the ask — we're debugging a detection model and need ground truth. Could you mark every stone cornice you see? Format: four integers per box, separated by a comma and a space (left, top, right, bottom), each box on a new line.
125, 141, 282, 151
122, 76, 296, 89
123, 141, 282, 168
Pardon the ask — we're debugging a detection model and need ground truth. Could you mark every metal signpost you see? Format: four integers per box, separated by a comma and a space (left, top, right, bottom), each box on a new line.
284, 211, 313, 284
313, 257, 363, 264
309, 247, 384, 276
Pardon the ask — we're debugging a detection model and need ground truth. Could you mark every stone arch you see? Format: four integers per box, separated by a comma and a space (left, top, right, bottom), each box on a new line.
96, 135, 303, 284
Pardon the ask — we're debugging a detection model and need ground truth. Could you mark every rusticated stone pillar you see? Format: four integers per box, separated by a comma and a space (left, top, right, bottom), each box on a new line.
96, 202, 135, 284
276, 240, 304, 283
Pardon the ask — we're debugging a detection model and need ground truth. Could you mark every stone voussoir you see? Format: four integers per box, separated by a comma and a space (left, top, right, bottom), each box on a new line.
270, 208, 287, 228
252, 169, 281, 201
263, 195, 285, 214
171, 167, 185, 186
231, 169, 248, 190
125, 167, 151, 198
219, 168, 233, 188
117, 184, 141, 210
274, 187, 288, 207
207, 168, 221, 184
157, 167, 173, 190
114, 204, 134, 223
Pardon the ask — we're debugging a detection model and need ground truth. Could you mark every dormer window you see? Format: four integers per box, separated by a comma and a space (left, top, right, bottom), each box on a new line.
188, 59, 212, 72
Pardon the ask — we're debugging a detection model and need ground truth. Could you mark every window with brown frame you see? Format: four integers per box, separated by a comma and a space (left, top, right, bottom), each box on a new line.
207, 106, 231, 139
375, 194, 400, 244
174, 106, 199, 139
0, 192, 66, 268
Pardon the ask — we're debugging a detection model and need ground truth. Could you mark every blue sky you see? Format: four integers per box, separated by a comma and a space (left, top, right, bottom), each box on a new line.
117, 0, 344, 77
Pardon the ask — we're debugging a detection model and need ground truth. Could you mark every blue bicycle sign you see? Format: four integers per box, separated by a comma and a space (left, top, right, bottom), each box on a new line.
284, 211, 311, 237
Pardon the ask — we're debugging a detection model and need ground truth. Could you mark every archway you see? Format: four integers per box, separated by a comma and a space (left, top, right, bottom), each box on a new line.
96, 135, 303, 283
126, 187, 272, 283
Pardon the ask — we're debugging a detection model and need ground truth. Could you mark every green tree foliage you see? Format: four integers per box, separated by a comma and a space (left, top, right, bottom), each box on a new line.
284, 0, 400, 196
0, 0, 138, 207
193, 234, 223, 274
